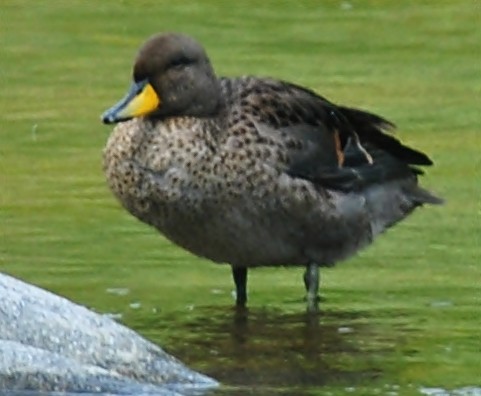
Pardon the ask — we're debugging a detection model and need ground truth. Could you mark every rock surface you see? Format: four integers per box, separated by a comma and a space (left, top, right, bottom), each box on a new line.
0, 273, 217, 395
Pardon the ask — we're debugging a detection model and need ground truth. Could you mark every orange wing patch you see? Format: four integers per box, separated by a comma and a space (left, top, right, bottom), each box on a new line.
333, 130, 344, 167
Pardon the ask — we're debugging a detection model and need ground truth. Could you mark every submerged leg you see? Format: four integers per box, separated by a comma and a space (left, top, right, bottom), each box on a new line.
303, 262, 320, 312
232, 266, 248, 307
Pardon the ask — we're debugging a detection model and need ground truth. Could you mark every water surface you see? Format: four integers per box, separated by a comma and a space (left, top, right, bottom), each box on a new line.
135, 306, 395, 395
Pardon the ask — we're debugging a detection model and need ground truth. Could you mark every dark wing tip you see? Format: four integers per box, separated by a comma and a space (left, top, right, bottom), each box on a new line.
400, 146, 434, 166
338, 106, 434, 167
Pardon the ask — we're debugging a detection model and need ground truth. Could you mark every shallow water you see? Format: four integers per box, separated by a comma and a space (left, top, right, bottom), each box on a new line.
173, 309, 376, 389
92, 303, 480, 396
129, 306, 393, 395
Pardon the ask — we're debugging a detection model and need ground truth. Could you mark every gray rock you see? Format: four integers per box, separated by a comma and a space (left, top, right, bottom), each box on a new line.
0, 273, 217, 395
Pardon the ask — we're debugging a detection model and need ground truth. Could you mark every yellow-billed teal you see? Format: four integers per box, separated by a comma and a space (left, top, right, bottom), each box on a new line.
102, 33, 443, 311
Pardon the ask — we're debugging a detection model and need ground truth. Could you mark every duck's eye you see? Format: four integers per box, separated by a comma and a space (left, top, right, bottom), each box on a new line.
168, 56, 191, 69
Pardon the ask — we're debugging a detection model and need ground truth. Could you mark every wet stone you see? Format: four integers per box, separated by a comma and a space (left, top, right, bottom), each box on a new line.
0, 273, 218, 395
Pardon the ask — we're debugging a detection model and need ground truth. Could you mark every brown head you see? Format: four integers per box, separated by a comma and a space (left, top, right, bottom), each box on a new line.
102, 33, 222, 124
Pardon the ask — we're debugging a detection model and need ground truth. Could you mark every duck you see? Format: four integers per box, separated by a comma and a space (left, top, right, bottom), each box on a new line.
101, 32, 443, 311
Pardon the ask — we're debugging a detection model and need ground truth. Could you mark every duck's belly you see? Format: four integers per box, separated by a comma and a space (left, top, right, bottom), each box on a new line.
129, 177, 373, 268
154, 200, 305, 267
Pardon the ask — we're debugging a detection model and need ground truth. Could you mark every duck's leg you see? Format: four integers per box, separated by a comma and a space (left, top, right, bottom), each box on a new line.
303, 262, 320, 312
232, 266, 248, 307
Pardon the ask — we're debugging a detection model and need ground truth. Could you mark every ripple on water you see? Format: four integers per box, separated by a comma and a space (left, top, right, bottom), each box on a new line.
420, 387, 481, 396
141, 306, 391, 394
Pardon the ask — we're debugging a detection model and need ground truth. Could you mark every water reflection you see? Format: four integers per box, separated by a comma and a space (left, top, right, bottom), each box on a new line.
150, 307, 384, 395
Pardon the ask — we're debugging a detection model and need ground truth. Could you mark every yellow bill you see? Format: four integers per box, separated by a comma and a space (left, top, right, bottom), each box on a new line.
102, 79, 160, 124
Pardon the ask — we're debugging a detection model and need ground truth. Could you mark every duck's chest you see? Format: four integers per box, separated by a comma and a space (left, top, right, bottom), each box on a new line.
103, 118, 275, 224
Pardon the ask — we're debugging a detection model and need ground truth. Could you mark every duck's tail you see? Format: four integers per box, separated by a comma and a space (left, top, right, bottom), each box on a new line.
405, 184, 444, 206
363, 177, 443, 237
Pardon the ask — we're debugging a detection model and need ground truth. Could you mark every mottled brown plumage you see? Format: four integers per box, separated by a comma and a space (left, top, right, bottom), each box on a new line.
102, 33, 442, 310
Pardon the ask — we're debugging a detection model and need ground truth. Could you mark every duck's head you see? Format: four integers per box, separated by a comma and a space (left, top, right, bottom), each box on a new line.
102, 33, 222, 124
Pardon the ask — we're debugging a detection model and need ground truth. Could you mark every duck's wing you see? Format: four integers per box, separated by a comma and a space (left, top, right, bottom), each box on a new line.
294, 141, 418, 192
223, 77, 435, 192
254, 121, 419, 193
